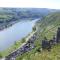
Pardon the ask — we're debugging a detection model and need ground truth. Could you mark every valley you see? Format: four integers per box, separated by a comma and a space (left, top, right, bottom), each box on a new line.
0, 8, 60, 60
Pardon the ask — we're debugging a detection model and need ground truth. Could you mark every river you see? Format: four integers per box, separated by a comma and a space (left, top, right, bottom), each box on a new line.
0, 19, 39, 51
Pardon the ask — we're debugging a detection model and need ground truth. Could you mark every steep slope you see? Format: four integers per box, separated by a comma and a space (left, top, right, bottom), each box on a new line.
37, 12, 60, 40
16, 12, 60, 60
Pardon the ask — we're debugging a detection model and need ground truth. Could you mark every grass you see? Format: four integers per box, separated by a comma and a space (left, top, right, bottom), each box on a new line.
0, 15, 12, 19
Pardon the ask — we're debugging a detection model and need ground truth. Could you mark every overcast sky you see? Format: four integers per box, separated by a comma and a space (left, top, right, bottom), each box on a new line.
0, 0, 60, 9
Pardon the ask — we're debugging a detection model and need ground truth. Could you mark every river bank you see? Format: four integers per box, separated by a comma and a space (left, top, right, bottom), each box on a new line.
0, 19, 39, 51
0, 31, 36, 60
0, 18, 39, 31
0, 31, 35, 56
5, 31, 37, 60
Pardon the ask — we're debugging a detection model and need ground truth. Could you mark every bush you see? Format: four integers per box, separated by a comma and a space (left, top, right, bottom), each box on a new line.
0, 53, 3, 58
21, 38, 26, 43
32, 26, 36, 31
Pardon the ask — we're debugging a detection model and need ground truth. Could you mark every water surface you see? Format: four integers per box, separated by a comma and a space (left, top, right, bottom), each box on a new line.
0, 19, 38, 51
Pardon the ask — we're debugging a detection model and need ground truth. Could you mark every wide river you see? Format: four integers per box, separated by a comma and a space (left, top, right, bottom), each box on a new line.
0, 19, 38, 51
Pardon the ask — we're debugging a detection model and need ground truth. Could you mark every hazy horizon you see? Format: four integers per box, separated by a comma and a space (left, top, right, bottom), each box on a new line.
0, 0, 60, 9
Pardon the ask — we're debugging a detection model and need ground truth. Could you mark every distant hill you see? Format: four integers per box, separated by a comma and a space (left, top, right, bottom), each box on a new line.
0, 8, 59, 20
0, 8, 58, 30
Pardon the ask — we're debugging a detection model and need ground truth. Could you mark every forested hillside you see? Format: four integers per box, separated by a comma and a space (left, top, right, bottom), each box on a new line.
16, 12, 60, 60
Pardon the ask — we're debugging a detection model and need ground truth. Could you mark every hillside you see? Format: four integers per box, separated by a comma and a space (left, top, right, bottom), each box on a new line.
16, 12, 60, 60
0, 8, 53, 30
36, 12, 60, 40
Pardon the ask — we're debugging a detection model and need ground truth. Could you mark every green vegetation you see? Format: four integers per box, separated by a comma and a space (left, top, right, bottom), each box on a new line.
0, 8, 55, 30
16, 44, 60, 60
16, 12, 60, 60
0, 40, 23, 57
0, 53, 3, 58
21, 38, 26, 43
32, 26, 36, 31
0, 8, 60, 59
0, 31, 35, 57
0, 8, 47, 30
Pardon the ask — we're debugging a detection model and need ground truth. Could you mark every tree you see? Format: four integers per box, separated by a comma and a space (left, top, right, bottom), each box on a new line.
32, 26, 36, 31
21, 38, 26, 43
0, 53, 3, 58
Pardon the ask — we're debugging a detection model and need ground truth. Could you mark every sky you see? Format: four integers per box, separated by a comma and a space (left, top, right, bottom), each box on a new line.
0, 0, 60, 9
